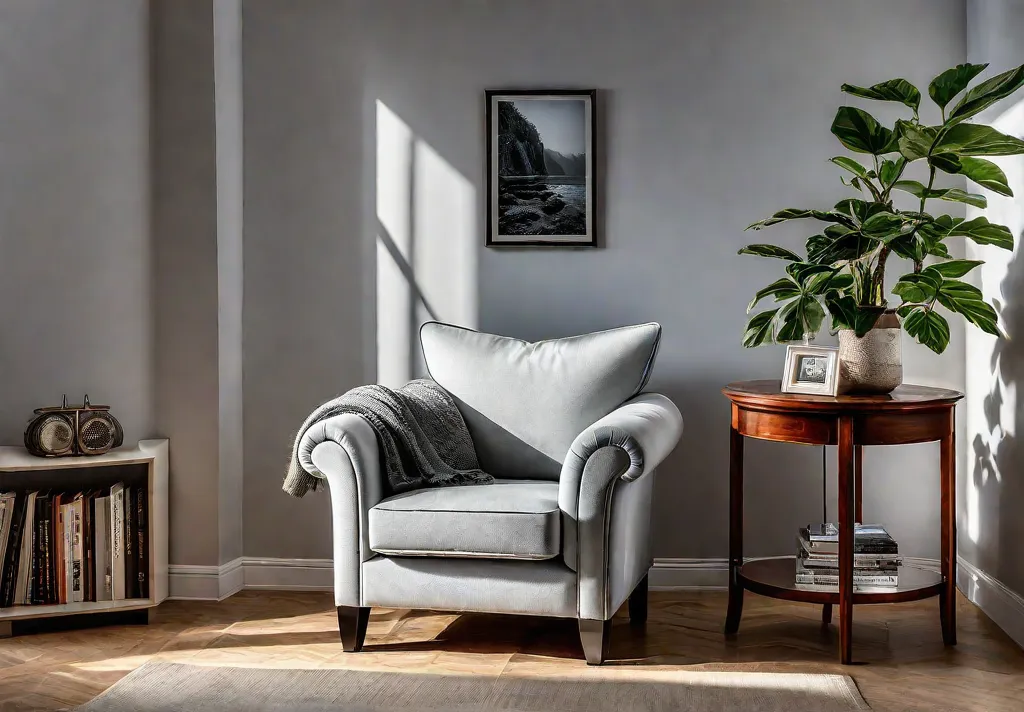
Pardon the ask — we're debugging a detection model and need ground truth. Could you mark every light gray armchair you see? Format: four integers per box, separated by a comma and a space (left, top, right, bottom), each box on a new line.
298, 321, 683, 664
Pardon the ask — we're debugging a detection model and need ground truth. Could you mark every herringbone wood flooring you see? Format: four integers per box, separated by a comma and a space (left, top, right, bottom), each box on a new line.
0, 590, 1021, 711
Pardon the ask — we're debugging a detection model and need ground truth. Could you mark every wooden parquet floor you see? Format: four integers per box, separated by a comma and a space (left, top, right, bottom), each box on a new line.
0, 590, 1021, 711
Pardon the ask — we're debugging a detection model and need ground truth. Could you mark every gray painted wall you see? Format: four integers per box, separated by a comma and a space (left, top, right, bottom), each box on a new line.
242, 0, 968, 561
152, 0, 245, 566
152, 0, 222, 567
214, 0, 245, 567
964, 0, 1024, 598
0, 1, 152, 446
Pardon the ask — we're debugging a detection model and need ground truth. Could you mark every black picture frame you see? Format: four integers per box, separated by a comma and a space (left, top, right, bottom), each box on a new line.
485, 89, 597, 247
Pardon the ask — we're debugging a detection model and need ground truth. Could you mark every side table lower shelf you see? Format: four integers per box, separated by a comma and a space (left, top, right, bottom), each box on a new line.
738, 557, 945, 605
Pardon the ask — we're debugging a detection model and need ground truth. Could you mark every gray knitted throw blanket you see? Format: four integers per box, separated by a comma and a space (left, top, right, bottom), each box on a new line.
283, 379, 493, 498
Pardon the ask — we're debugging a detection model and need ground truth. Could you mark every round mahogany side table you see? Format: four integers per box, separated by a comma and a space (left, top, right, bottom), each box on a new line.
722, 379, 963, 665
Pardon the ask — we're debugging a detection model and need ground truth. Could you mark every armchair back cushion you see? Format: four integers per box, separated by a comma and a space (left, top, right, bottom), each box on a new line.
420, 322, 661, 479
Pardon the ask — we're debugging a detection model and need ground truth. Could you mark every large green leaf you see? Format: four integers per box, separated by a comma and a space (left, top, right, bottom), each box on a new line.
786, 262, 836, 286
737, 244, 802, 260
918, 214, 963, 242
830, 156, 871, 179
892, 180, 934, 199
939, 188, 988, 209
861, 211, 906, 239
948, 216, 1015, 249
935, 280, 1000, 336
929, 63, 988, 110
935, 123, 1024, 156
896, 121, 939, 160
878, 157, 905, 186
842, 78, 921, 112
825, 295, 884, 336
747, 208, 855, 231
903, 308, 951, 354
805, 269, 853, 296
948, 63, 1024, 125
776, 296, 826, 342
893, 271, 942, 303
831, 106, 895, 155
923, 259, 984, 279
928, 152, 962, 173
892, 181, 987, 208
742, 309, 778, 347
747, 277, 800, 312
957, 156, 1012, 196
807, 230, 878, 264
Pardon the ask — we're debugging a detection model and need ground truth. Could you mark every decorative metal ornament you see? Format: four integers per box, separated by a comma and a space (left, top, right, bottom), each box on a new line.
24, 395, 124, 457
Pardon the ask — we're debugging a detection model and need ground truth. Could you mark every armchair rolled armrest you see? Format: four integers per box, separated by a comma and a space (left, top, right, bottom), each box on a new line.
557, 393, 683, 619
299, 413, 385, 606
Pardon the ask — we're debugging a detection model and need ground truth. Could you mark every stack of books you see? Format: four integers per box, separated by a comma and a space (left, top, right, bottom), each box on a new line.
796, 523, 901, 591
0, 483, 148, 607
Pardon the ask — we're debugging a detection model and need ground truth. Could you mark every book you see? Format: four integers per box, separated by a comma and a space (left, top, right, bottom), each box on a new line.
16, 492, 37, 605
799, 524, 898, 555
124, 486, 136, 598
0, 493, 14, 579
40, 493, 54, 604
52, 494, 64, 604
30, 493, 47, 604
1, 493, 27, 607
94, 496, 112, 602
798, 541, 902, 569
795, 572, 899, 586
135, 486, 147, 599
110, 483, 125, 601
795, 582, 901, 593
71, 494, 84, 603
62, 502, 73, 604
83, 492, 94, 602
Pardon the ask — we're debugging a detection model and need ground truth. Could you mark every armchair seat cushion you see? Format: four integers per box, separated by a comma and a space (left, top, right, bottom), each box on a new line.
368, 480, 560, 560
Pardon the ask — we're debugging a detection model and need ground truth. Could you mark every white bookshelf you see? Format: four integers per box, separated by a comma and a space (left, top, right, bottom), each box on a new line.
0, 439, 168, 635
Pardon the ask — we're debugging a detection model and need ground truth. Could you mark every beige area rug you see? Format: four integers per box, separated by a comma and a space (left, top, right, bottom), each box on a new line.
74, 661, 870, 711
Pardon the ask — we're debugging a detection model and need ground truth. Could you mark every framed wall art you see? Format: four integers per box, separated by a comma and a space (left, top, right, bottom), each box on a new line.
486, 89, 596, 246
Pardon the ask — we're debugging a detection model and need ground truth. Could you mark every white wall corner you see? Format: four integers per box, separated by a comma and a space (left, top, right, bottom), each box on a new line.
168, 557, 244, 601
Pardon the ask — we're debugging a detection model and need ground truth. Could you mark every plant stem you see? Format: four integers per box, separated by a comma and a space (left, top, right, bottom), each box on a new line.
912, 164, 938, 274
870, 246, 891, 305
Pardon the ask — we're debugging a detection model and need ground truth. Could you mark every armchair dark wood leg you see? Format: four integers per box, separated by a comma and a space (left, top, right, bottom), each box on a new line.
628, 574, 649, 626
337, 606, 370, 652
579, 618, 611, 665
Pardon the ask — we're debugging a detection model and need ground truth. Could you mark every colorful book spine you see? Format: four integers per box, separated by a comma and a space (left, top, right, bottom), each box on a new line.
110, 484, 125, 601
94, 497, 111, 602
135, 487, 147, 599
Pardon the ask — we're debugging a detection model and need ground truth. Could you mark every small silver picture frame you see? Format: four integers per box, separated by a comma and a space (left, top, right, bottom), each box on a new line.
782, 345, 840, 396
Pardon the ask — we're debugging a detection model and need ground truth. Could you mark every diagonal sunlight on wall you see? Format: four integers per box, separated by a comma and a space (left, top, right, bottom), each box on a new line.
964, 97, 1024, 548
375, 100, 477, 388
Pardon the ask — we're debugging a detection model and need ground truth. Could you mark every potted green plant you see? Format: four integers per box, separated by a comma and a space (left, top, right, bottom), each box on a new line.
740, 63, 1024, 393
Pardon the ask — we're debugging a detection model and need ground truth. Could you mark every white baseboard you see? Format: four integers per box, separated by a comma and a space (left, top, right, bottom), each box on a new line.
958, 557, 1024, 649
171, 556, 945, 599
168, 557, 245, 601
169, 555, 1022, 651
242, 557, 333, 591
169, 557, 332, 599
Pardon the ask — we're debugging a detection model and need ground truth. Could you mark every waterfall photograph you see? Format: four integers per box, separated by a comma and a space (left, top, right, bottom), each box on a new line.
486, 90, 596, 246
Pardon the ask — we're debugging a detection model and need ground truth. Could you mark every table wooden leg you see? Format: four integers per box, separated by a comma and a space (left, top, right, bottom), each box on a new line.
854, 445, 863, 524
940, 423, 957, 645
725, 426, 744, 635
821, 603, 832, 626
838, 415, 855, 664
